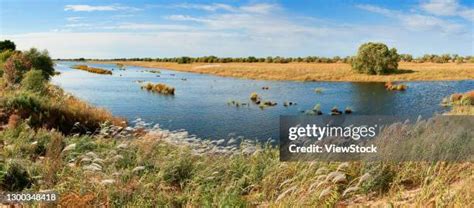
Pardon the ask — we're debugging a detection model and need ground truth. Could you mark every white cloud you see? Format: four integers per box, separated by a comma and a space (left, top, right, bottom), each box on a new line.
165, 15, 209, 23
172, 3, 236, 12
421, 0, 459, 16
4, 2, 472, 58
64, 4, 140, 12
420, 0, 474, 21
65, 23, 91, 28
66, 17, 84, 22
357, 4, 464, 33
168, 3, 280, 14
240, 3, 281, 14
103, 23, 192, 30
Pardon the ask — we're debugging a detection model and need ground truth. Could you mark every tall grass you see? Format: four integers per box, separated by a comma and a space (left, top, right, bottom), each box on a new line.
141, 82, 175, 95
0, 121, 471, 207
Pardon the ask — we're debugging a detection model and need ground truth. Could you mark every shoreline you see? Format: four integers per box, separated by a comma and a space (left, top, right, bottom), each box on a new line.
90, 61, 474, 82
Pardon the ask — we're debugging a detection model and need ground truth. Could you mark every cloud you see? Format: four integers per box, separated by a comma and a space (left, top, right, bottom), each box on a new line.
66, 17, 84, 22
4, 2, 472, 58
65, 23, 91, 28
165, 15, 209, 22
64, 4, 140, 12
239, 3, 281, 14
420, 0, 474, 21
357, 4, 464, 33
168, 3, 280, 14
102, 23, 192, 30
172, 3, 236, 12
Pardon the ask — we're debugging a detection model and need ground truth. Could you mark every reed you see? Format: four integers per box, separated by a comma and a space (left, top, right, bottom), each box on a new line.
385, 81, 407, 91
71, 65, 112, 75
141, 82, 175, 95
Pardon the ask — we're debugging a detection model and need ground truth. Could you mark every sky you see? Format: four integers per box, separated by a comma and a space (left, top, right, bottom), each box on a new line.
0, 0, 473, 59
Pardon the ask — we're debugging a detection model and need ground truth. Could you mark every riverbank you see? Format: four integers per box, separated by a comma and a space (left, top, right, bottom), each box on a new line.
95, 61, 474, 82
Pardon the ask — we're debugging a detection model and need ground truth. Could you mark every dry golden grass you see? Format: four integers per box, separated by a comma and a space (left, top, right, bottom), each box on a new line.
98, 61, 474, 82
72, 65, 112, 75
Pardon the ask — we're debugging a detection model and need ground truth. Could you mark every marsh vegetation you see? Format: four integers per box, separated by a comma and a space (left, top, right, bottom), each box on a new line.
71, 65, 112, 75
141, 82, 175, 95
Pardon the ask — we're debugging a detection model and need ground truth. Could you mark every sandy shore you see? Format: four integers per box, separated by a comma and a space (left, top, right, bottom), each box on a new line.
94, 61, 474, 82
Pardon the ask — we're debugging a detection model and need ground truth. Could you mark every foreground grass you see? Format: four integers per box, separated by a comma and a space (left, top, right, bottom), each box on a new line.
1, 121, 472, 207
98, 61, 474, 82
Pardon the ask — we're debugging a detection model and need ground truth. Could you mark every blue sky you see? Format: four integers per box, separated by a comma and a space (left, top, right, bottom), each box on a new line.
1, 0, 473, 58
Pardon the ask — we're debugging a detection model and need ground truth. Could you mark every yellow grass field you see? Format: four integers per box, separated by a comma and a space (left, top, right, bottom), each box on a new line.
99, 61, 474, 82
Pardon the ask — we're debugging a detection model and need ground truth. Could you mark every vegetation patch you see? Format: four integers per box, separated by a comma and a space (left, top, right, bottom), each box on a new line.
71, 65, 112, 75
442, 90, 474, 108
385, 81, 407, 91
141, 82, 175, 95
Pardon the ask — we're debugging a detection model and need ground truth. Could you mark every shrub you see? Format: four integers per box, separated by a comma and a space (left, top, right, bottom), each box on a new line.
351, 42, 399, 75
71, 65, 112, 75
24, 48, 55, 80
1, 162, 32, 191
21, 69, 46, 93
3, 52, 32, 86
250, 92, 260, 102
141, 82, 175, 95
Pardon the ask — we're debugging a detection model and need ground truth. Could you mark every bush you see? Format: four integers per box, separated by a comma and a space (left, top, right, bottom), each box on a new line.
1, 162, 32, 191
21, 69, 46, 93
351, 42, 399, 75
24, 48, 55, 80
0, 50, 15, 77
3, 52, 32, 86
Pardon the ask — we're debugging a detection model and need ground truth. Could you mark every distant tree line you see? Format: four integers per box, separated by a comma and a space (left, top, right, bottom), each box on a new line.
62, 54, 474, 64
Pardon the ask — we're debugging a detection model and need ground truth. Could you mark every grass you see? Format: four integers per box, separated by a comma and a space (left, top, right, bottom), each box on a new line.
385, 81, 408, 91
442, 90, 474, 115
0, 120, 472, 207
141, 82, 175, 95
71, 65, 112, 75
97, 61, 474, 82
314, 88, 324, 93
0, 84, 125, 135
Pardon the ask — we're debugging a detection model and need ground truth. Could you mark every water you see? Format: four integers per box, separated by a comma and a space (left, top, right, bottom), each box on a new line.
52, 61, 474, 140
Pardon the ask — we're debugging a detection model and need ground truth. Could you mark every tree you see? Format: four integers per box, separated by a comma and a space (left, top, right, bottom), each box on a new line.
351, 42, 399, 75
3, 52, 32, 86
0, 40, 16, 51
24, 48, 55, 80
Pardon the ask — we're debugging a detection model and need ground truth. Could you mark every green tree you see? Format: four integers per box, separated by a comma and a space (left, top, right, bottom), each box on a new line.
351, 42, 399, 75
0, 40, 16, 51
24, 48, 55, 80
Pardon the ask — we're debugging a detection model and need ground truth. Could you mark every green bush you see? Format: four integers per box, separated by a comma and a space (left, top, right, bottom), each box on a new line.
1, 162, 32, 191
24, 48, 55, 80
21, 69, 46, 93
351, 42, 399, 75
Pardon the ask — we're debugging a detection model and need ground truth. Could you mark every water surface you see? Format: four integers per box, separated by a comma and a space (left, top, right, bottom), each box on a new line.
52, 62, 473, 140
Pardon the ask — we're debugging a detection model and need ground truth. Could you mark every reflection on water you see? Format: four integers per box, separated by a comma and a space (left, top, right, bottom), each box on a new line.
52, 62, 474, 140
